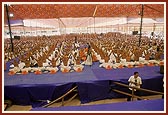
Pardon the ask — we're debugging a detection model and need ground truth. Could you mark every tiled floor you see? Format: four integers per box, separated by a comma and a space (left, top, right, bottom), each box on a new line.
4, 95, 163, 111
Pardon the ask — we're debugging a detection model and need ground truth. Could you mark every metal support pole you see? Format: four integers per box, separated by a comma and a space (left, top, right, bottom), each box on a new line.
5, 4, 14, 52
94, 17, 95, 33
131, 88, 134, 101
139, 4, 144, 47
152, 23, 155, 36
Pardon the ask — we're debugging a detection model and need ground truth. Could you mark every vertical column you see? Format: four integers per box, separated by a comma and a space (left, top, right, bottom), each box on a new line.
139, 4, 144, 47
5, 4, 14, 52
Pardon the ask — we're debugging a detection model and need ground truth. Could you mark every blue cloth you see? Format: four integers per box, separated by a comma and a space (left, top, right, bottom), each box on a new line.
4, 66, 163, 107
5, 83, 74, 107
92, 66, 162, 80
30, 99, 164, 111
4, 66, 97, 85
77, 80, 110, 103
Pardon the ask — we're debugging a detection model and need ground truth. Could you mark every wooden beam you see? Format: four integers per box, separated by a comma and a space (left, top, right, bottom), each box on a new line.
93, 5, 98, 17
144, 5, 164, 14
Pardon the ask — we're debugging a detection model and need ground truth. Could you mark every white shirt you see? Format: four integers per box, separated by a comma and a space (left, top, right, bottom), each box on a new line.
128, 75, 142, 91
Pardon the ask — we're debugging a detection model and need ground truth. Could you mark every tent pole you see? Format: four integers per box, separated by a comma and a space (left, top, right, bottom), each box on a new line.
93, 5, 97, 34
139, 4, 144, 47
5, 4, 14, 52
22, 21, 25, 36
94, 17, 95, 33
126, 17, 129, 34
152, 23, 155, 36
36, 21, 37, 36
117, 19, 119, 31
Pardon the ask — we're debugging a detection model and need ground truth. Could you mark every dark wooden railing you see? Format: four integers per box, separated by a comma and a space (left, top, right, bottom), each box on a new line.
43, 86, 78, 108
112, 82, 163, 101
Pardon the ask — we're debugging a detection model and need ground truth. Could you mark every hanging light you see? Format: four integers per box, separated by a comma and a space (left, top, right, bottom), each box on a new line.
138, 11, 142, 16
9, 13, 14, 17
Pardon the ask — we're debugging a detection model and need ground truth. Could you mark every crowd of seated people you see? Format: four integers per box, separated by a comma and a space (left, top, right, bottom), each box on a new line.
4, 32, 164, 75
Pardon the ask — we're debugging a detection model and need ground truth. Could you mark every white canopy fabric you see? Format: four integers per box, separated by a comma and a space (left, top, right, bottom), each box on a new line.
127, 18, 158, 24
23, 19, 59, 28
6, 17, 163, 29
22, 17, 163, 28
4, 17, 164, 37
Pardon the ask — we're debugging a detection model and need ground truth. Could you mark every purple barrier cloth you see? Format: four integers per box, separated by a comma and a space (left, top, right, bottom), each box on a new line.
4, 66, 97, 85
4, 66, 98, 107
5, 83, 74, 107
92, 66, 164, 96
4, 65, 163, 107
92, 66, 162, 80
77, 80, 110, 103
31, 99, 164, 111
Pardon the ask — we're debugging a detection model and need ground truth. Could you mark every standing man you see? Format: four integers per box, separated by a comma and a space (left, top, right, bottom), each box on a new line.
85, 43, 93, 66
127, 72, 142, 101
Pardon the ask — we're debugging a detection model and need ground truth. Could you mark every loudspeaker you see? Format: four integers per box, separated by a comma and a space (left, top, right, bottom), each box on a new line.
151, 32, 154, 36
160, 65, 164, 74
14, 36, 20, 40
132, 31, 138, 35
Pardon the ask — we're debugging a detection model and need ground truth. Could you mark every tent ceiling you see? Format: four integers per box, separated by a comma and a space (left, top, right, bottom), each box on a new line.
5, 4, 164, 20
4, 3, 164, 30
